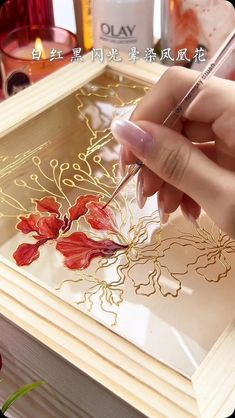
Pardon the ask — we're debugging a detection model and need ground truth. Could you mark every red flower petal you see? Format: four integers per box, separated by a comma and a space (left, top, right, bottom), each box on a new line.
86, 203, 118, 233
56, 232, 127, 270
35, 196, 61, 215
13, 242, 41, 266
37, 214, 64, 239
16, 214, 40, 234
69, 194, 100, 221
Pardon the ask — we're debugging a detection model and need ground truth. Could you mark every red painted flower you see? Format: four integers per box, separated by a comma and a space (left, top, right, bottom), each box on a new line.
14, 212, 64, 266
56, 232, 127, 270
35, 196, 61, 216
13, 241, 46, 267
13, 194, 128, 270
33, 215, 64, 240
69, 194, 100, 221
17, 214, 40, 234
14, 197, 65, 267
86, 202, 118, 233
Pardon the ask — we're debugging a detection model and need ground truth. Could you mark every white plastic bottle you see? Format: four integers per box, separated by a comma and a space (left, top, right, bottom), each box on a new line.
92, 0, 154, 54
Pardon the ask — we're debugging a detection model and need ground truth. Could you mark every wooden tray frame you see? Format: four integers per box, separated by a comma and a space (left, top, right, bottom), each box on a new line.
0, 54, 234, 418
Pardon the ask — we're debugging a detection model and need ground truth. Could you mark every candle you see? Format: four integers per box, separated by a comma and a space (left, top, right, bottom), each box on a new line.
9, 38, 68, 61
0, 26, 77, 97
0, 0, 55, 96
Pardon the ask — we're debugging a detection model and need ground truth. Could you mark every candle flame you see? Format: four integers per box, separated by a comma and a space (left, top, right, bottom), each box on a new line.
35, 37, 46, 59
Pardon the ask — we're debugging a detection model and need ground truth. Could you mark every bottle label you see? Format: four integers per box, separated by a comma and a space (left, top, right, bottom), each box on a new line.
93, 1, 154, 53
100, 23, 137, 45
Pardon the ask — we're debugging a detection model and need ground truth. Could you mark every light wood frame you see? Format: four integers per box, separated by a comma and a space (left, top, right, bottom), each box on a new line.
0, 54, 234, 418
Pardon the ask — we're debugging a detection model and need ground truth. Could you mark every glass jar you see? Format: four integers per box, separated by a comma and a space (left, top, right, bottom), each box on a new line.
161, 0, 235, 80
0, 26, 77, 98
0, 0, 54, 40
0, 0, 55, 94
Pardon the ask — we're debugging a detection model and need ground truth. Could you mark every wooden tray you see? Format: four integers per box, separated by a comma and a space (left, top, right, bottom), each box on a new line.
0, 55, 234, 418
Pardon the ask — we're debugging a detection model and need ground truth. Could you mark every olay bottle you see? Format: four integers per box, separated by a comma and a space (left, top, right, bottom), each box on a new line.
92, 0, 154, 54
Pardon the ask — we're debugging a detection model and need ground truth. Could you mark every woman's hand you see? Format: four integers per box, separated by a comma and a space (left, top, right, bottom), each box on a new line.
111, 67, 235, 237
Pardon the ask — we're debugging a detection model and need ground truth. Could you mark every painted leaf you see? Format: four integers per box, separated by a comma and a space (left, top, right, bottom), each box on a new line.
86, 202, 118, 233
16, 214, 40, 234
35, 196, 61, 215
1, 381, 44, 414
13, 242, 42, 266
56, 232, 128, 270
35, 215, 64, 239
69, 194, 100, 221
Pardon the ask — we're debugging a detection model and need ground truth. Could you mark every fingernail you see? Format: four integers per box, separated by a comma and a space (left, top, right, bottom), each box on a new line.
158, 198, 170, 224
119, 146, 127, 177
111, 120, 153, 161
182, 210, 200, 229
137, 175, 147, 209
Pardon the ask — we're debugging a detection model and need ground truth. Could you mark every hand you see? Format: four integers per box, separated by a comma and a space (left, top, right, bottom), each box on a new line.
111, 67, 235, 238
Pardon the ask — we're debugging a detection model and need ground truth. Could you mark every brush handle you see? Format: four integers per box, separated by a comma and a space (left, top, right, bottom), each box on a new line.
163, 28, 235, 128
107, 28, 235, 206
